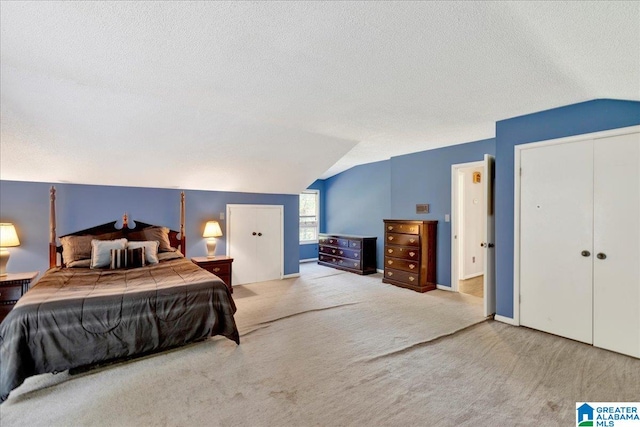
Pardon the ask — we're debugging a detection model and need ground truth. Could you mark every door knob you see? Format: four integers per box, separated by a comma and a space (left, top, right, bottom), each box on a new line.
480, 242, 486, 247
258, 232, 262, 237
597, 253, 607, 260
581, 250, 590, 257
252, 232, 257, 236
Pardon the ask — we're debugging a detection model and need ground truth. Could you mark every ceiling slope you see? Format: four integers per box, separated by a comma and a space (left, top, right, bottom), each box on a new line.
1, 1, 638, 193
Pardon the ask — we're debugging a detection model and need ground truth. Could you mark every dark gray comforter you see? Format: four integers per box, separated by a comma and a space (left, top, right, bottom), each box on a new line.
0, 258, 239, 402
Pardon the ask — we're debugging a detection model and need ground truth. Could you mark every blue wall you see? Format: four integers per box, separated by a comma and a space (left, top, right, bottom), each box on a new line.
390, 138, 496, 286
0, 180, 300, 277
494, 99, 640, 318
325, 160, 391, 268
299, 179, 326, 261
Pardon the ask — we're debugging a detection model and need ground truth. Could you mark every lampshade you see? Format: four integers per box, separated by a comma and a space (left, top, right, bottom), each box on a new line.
0, 223, 20, 247
203, 221, 223, 238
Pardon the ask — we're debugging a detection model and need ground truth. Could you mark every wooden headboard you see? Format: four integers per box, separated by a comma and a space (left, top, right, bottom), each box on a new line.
48, 187, 186, 268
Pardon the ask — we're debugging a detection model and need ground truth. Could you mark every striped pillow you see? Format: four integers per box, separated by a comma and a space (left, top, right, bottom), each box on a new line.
110, 247, 146, 269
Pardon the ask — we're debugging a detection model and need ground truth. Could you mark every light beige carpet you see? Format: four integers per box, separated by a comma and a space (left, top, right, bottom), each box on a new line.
1, 264, 638, 426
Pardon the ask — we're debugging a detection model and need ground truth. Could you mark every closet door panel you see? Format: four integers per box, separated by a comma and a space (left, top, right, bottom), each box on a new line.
228, 206, 258, 286
520, 141, 594, 344
593, 132, 640, 358
254, 207, 282, 283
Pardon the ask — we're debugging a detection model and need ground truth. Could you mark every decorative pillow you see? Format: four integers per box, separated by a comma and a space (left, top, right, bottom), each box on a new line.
91, 239, 128, 269
61, 235, 95, 265
127, 240, 159, 264
110, 247, 146, 269
157, 251, 184, 262
61, 230, 127, 265
128, 226, 176, 252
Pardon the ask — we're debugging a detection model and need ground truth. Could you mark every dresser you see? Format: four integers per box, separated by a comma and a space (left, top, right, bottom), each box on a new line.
318, 234, 377, 275
191, 256, 234, 293
0, 271, 38, 322
383, 220, 437, 292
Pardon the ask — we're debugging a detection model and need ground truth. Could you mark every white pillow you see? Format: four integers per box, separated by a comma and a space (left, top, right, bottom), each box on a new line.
91, 238, 128, 269
127, 240, 160, 265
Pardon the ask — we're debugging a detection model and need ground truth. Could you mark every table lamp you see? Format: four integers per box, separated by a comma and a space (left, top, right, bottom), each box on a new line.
203, 221, 223, 258
0, 223, 20, 276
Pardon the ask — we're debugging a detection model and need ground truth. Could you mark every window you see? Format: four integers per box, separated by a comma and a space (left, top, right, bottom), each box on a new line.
299, 190, 319, 243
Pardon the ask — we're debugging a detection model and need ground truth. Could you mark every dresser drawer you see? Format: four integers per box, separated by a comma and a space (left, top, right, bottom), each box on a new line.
385, 246, 419, 260
0, 284, 22, 302
385, 223, 420, 235
338, 239, 361, 249
384, 268, 419, 285
384, 257, 419, 273
320, 245, 341, 255
336, 258, 361, 270
337, 248, 361, 260
386, 233, 420, 247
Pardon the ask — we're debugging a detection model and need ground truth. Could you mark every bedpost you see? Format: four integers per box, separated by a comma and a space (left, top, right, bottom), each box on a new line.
49, 186, 57, 268
122, 212, 129, 229
180, 192, 186, 256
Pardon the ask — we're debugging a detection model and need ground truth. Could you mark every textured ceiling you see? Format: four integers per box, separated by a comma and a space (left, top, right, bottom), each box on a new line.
1, 1, 639, 194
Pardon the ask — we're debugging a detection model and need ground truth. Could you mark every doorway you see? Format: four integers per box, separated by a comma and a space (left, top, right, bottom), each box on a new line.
451, 155, 495, 317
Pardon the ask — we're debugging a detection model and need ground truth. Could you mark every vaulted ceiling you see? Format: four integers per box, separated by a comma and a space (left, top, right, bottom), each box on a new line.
1, 1, 638, 194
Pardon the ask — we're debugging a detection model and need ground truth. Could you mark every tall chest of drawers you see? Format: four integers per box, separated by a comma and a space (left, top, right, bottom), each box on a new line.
318, 234, 377, 275
383, 220, 437, 292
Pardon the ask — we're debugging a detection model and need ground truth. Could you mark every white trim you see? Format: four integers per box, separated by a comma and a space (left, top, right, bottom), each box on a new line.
495, 314, 519, 326
377, 268, 384, 274
451, 160, 484, 293
299, 240, 318, 246
299, 258, 318, 263
460, 272, 483, 281
437, 284, 454, 291
283, 273, 301, 279
512, 124, 640, 326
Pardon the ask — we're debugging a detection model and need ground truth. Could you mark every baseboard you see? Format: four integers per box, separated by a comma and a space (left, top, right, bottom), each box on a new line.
282, 273, 301, 279
494, 314, 519, 326
377, 268, 384, 274
436, 284, 454, 291
299, 258, 318, 263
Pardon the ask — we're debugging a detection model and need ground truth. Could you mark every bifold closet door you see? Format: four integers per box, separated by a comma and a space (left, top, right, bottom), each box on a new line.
593, 132, 640, 358
519, 141, 594, 344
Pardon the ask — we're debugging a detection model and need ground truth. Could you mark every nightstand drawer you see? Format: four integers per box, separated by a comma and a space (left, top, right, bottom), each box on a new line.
0, 285, 22, 302
202, 263, 230, 276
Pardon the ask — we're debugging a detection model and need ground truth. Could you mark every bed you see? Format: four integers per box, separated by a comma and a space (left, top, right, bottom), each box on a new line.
0, 188, 239, 402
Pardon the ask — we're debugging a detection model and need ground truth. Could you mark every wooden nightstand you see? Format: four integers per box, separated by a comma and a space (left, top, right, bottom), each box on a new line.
191, 256, 234, 293
0, 271, 38, 323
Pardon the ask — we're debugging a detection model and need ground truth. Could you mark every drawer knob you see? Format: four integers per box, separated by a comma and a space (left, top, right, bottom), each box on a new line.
213, 268, 220, 272
353, 263, 358, 267
409, 276, 415, 282
388, 236, 394, 241
355, 254, 358, 258
409, 252, 415, 257
332, 250, 336, 254
409, 264, 415, 269
388, 226, 394, 231
351, 243, 356, 247
387, 260, 393, 265
409, 238, 415, 243
339, 251, 343, 255
387, 249, 393, 254
387, 271, 393, 276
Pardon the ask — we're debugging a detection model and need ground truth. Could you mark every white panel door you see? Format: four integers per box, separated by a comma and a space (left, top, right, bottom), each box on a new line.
253, 206, 283, 283
520, 141, 594, 344
228, 205, 259, 285
482, 154, 496, 317
228, 205, 283, 286
593, 132, 640, 358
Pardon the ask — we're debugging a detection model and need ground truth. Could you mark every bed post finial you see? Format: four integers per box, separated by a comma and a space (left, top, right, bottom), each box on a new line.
123, 212, 129, 229
49, 186, 58, 268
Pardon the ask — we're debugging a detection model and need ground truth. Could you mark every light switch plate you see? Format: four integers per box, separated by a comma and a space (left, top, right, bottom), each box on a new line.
445, 214, 450, 222
220, 212, 225, 220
